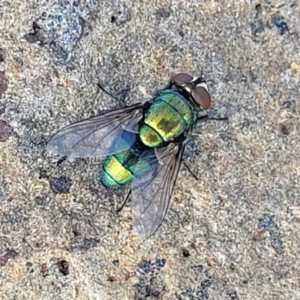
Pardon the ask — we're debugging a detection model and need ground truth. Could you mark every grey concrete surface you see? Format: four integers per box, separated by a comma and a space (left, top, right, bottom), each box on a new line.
0, 0, 299, 299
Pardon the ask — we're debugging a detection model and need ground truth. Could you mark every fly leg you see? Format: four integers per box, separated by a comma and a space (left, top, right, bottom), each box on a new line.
183, 161, 199, 180
197, 114, 209, 122
180, 137, 200, 181
116, 190, 132, 212
185, 113, 227, 179
164, 80, 173, 89
197, 112, 228, 122
56, 155, 67, 166
97, 82, 130, 105
205, 109, 228, 121
208, 116, 228, 121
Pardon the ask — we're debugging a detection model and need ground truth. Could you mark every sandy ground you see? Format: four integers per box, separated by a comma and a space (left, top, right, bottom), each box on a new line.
0, 0, 300, 299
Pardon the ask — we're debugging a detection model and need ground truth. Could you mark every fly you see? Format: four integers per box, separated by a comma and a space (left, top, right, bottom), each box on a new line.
47, 73, 226, 240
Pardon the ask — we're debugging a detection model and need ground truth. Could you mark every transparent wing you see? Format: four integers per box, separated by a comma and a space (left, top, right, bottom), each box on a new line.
47, 103, 144, 158
131, 142, 185, 240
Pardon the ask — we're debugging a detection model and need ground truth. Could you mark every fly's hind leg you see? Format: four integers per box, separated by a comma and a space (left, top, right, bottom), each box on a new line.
56, 155, 67, 166
183, 161, 199, 181
116, 190, 132, 212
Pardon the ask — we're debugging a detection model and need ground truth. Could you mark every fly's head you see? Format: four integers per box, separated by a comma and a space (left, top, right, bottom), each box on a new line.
171, 73, 212, 111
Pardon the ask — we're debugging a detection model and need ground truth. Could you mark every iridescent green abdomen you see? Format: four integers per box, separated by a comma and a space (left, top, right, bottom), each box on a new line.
139, 90, 197, 148
100, 133, 152, 189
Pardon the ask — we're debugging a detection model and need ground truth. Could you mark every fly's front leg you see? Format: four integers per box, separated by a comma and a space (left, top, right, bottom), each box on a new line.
197, 111, 228, 122
197, 114, 209, 122
205, 109, 228, 121
161, 80, 173, 90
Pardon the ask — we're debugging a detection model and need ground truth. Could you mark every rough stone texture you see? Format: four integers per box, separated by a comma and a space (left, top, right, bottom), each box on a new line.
0, 0, 300, 299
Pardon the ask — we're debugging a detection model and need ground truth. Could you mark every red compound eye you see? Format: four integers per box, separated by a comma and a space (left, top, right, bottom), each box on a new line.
193, 86, 211, 110
172, 73, 193, 85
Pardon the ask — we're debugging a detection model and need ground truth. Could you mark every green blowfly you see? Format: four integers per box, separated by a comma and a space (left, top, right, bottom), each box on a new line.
47, 73, 223, 240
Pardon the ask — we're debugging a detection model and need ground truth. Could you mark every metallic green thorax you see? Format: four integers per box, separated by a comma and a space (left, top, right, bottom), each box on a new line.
139, 89, 197, 148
